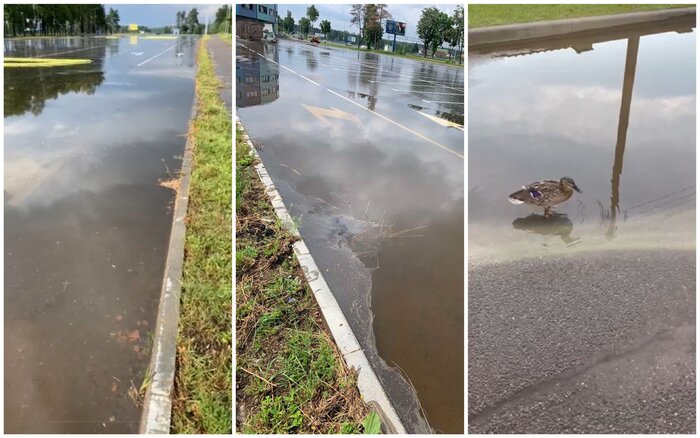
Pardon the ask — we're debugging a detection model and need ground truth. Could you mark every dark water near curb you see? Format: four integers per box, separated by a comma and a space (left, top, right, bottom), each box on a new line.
237, 40, 464, 433
4, 36, 197, 433
469, 22, 696, 260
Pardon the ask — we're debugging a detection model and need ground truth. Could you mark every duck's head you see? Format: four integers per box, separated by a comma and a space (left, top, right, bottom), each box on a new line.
560, 177, 582, 193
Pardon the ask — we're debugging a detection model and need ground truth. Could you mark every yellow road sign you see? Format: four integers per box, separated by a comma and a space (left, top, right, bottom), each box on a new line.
128, 23, 139, 31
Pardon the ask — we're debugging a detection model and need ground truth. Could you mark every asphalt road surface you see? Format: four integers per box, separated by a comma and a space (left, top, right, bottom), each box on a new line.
469, 249, 695, 433
5, 35, 198, 433
237, 39, 464, 433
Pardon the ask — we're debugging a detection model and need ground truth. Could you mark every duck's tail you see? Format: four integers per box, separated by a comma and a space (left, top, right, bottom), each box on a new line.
508, 188, 530, 204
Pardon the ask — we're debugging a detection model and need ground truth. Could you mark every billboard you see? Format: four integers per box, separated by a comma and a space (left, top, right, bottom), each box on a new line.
385, 20, 406, 36
128, 23, 139, 31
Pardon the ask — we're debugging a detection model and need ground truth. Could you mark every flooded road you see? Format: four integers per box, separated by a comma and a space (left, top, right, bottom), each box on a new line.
236, 40, 464, 433
468, 18, 695, 433
4, 35, 198, 433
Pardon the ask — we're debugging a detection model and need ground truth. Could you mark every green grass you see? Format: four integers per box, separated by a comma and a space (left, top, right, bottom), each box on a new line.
4, 57, 92, 68
171, 35, 232, 434
319, 40, 463, 67
219, 33, 232, 44
468, 4, 692, 28
236, 121, 378, 433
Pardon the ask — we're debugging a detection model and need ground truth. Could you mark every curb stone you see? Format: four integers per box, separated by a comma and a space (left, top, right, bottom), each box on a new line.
139, 46, 199, 435
236, 117, 407, 434
469, 7, 696, 46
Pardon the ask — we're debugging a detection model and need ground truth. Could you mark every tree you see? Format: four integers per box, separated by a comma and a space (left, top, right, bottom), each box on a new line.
4, 4, 111, 37
451, 5, 464, 64
106, 7, 120, 34
176, 10, 187, 33
299, 17, 310, 38
186, 8, 199, 34
363, 4, 381, 50
349, 4, 365, 49
213, 5, 231, 34
320, 19, 331, 40
306, 5, 319, 35
417, 6, 451, 58
282, 10, 295, 34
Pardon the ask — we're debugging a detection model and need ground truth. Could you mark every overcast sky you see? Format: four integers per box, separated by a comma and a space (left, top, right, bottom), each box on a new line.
279, 4, 460, 41
105, 4, 226, 27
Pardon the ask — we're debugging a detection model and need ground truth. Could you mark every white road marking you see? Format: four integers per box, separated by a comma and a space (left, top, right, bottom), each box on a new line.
137, 43, 177, 67
36, 45, 103, 58
241, 43, 462, 159
326, 89, 463, 159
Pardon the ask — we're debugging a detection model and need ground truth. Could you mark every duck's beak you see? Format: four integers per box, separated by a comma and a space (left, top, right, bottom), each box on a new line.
574, 184, 582, 193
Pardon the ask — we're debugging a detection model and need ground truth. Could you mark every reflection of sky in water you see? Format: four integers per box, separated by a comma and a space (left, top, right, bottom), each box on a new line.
5, 51, 193, 209
469, 29, 695, 262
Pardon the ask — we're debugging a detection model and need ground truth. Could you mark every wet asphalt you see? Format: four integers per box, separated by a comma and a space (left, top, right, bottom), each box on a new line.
4, 35, 199, 433
236, 39, 464, 433
469, 250, 695, 433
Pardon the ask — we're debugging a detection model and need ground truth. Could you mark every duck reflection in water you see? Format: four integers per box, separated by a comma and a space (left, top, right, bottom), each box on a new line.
512, 213, 582, 247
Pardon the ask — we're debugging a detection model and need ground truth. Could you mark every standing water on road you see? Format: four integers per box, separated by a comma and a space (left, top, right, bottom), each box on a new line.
237, 39, 464, 433
469, 18, 695, 433
4, 35, 198, 433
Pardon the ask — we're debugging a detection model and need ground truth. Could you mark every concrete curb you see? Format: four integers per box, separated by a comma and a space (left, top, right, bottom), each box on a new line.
236, 117, 407, 434
138, 49, 199, 434
469, 7, 696, 46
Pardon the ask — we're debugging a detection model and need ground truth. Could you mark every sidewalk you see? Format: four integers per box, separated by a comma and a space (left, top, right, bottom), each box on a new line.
207, 35, 232, 111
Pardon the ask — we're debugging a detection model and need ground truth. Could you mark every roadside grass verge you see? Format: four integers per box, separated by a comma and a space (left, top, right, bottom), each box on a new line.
236, 124, 378, 433
319, 39, 462, 67
468, 4, 692, 28
219, 33, 232, 44
171, 36, 232, 434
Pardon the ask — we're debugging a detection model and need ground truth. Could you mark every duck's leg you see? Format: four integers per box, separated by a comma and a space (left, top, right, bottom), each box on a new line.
544, 207, 551, 218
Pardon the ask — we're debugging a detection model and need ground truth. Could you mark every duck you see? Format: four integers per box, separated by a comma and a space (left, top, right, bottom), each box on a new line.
508, 177, 582, 218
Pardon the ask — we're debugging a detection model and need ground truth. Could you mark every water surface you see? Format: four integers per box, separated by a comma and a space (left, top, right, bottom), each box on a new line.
4, 35, 198, 433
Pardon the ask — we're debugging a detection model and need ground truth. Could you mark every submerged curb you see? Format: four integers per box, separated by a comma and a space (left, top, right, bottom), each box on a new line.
469, 7, 696, 46
139, 71, 198, 434
237, 117, 407, 434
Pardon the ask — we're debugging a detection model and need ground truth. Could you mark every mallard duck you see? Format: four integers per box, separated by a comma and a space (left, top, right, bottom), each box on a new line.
508, 177, 581, 217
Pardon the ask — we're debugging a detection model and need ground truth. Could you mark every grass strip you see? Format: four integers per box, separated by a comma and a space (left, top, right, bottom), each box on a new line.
170, 35, 233, 434
4, 57, 92, 68
236, 122, 378, 433
219, 33, 232, 44
468, 4, 692, 28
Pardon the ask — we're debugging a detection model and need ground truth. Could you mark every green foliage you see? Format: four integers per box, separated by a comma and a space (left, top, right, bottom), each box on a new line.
363, 412, 382, 434
417, 6, 452, 58
468, 4, 691, 28
320, 19, 331, 38
307, 4, 319, 26
281, 10, 295, 34
299, 17, 311, 38
4, 4, 110, 36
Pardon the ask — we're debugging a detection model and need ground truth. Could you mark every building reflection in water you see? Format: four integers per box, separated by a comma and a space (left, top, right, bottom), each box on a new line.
236, 43, 280, 108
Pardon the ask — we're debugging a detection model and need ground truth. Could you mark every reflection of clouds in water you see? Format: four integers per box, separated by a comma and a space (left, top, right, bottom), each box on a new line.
472, 84, 695, 149
5, 102, 185, 209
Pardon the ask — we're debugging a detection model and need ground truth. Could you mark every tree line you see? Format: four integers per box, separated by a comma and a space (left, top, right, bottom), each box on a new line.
277, 4, 464, 63
4, 4, 121, 37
